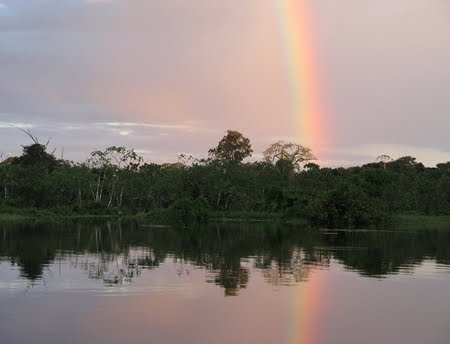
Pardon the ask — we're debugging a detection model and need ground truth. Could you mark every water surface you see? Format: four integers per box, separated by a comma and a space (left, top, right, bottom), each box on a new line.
1, 220, 450, 344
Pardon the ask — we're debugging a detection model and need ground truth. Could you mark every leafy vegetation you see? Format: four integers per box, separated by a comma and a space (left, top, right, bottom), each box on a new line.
0, 130, 449, 229
394, 214, 450, 231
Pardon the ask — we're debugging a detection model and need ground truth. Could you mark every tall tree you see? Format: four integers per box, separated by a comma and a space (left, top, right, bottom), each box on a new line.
208, 130, 253, 163
16, 129, 57, 172
376, 154, 393, 170
87, 146, 142, 206
263, 141, 316, 172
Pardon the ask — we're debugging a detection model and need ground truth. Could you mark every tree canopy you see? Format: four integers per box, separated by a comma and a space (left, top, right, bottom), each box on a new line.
263, 141, 316, 173
0, 129, 449, 228
208, 130, 253, 163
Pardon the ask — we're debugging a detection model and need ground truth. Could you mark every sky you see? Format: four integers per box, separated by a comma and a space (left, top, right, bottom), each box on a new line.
0, 0, 449, 166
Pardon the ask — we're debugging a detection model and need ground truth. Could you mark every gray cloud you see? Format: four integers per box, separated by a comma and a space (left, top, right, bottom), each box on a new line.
0, 0, 449, 166
312, 0, 450, 151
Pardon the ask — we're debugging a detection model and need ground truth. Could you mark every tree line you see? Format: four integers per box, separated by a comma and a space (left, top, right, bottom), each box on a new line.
0, 129, 449, 228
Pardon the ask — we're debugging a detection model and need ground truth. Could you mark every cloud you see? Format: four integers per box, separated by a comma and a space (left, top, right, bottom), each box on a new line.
1, 1, 449, 166
100, 122, 193, 130
84, 0, 113, 5
134, 149, 152, 155
0, 116, 219, 163
63, 125, 83, 131
0, 121, 33, 129
111, 129, 133, 136
0, 3, 8, 16
0, 119, 206, 134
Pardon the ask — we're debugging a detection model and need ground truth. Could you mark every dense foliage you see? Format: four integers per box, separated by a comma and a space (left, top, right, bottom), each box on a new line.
1, 130, 449, 228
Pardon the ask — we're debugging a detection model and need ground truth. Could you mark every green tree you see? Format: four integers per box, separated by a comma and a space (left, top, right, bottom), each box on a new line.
208, 130, 253, 163
87, 146, 143, 207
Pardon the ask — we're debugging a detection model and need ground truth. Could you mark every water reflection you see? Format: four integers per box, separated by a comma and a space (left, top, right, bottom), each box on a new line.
1, 220, 450, 295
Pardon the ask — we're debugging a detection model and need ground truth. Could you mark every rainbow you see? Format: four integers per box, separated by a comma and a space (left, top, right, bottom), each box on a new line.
274, 3, 330, 336
273, 0, 327, 155
287, 269, 328, 344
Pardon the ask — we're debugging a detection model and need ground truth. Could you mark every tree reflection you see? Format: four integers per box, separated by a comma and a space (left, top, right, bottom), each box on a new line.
209, 265, 249, 296
1, 223, 56, 281
260, 248, 330, 286
1, 220, 450, 295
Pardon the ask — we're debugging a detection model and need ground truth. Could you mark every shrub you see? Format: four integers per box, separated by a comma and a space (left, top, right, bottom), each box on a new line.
169, 197, 209, 225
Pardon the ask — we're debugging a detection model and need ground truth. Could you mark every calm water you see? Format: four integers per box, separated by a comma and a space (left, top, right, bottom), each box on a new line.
1, 220, 450, 344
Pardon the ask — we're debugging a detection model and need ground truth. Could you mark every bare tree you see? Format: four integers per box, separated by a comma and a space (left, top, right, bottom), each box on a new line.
263, 141, 316, 171
376, 154, 393, 170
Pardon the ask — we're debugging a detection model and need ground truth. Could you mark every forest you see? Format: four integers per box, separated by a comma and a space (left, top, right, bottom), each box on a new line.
0, 129, 449, 229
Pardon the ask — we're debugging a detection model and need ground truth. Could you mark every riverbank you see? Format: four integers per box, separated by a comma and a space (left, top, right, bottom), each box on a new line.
393, 214, 450, 231
1, 207, 449, 230
211, 212, 450, 230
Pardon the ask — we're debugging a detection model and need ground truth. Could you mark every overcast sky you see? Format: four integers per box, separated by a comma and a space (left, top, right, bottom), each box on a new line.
1, 0, 449, 166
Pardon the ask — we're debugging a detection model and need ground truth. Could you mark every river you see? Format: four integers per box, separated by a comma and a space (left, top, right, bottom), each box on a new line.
1, 220, 449, 344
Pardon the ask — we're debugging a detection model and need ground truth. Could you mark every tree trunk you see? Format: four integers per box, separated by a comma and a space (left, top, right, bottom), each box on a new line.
99, 173, 105, 202
95, 174, 101, 202
118, 187, 123, 208
108, 181, 115, 207
225, 193, 232, 209
78, 181, 82, 205
216, 192, 222, 208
